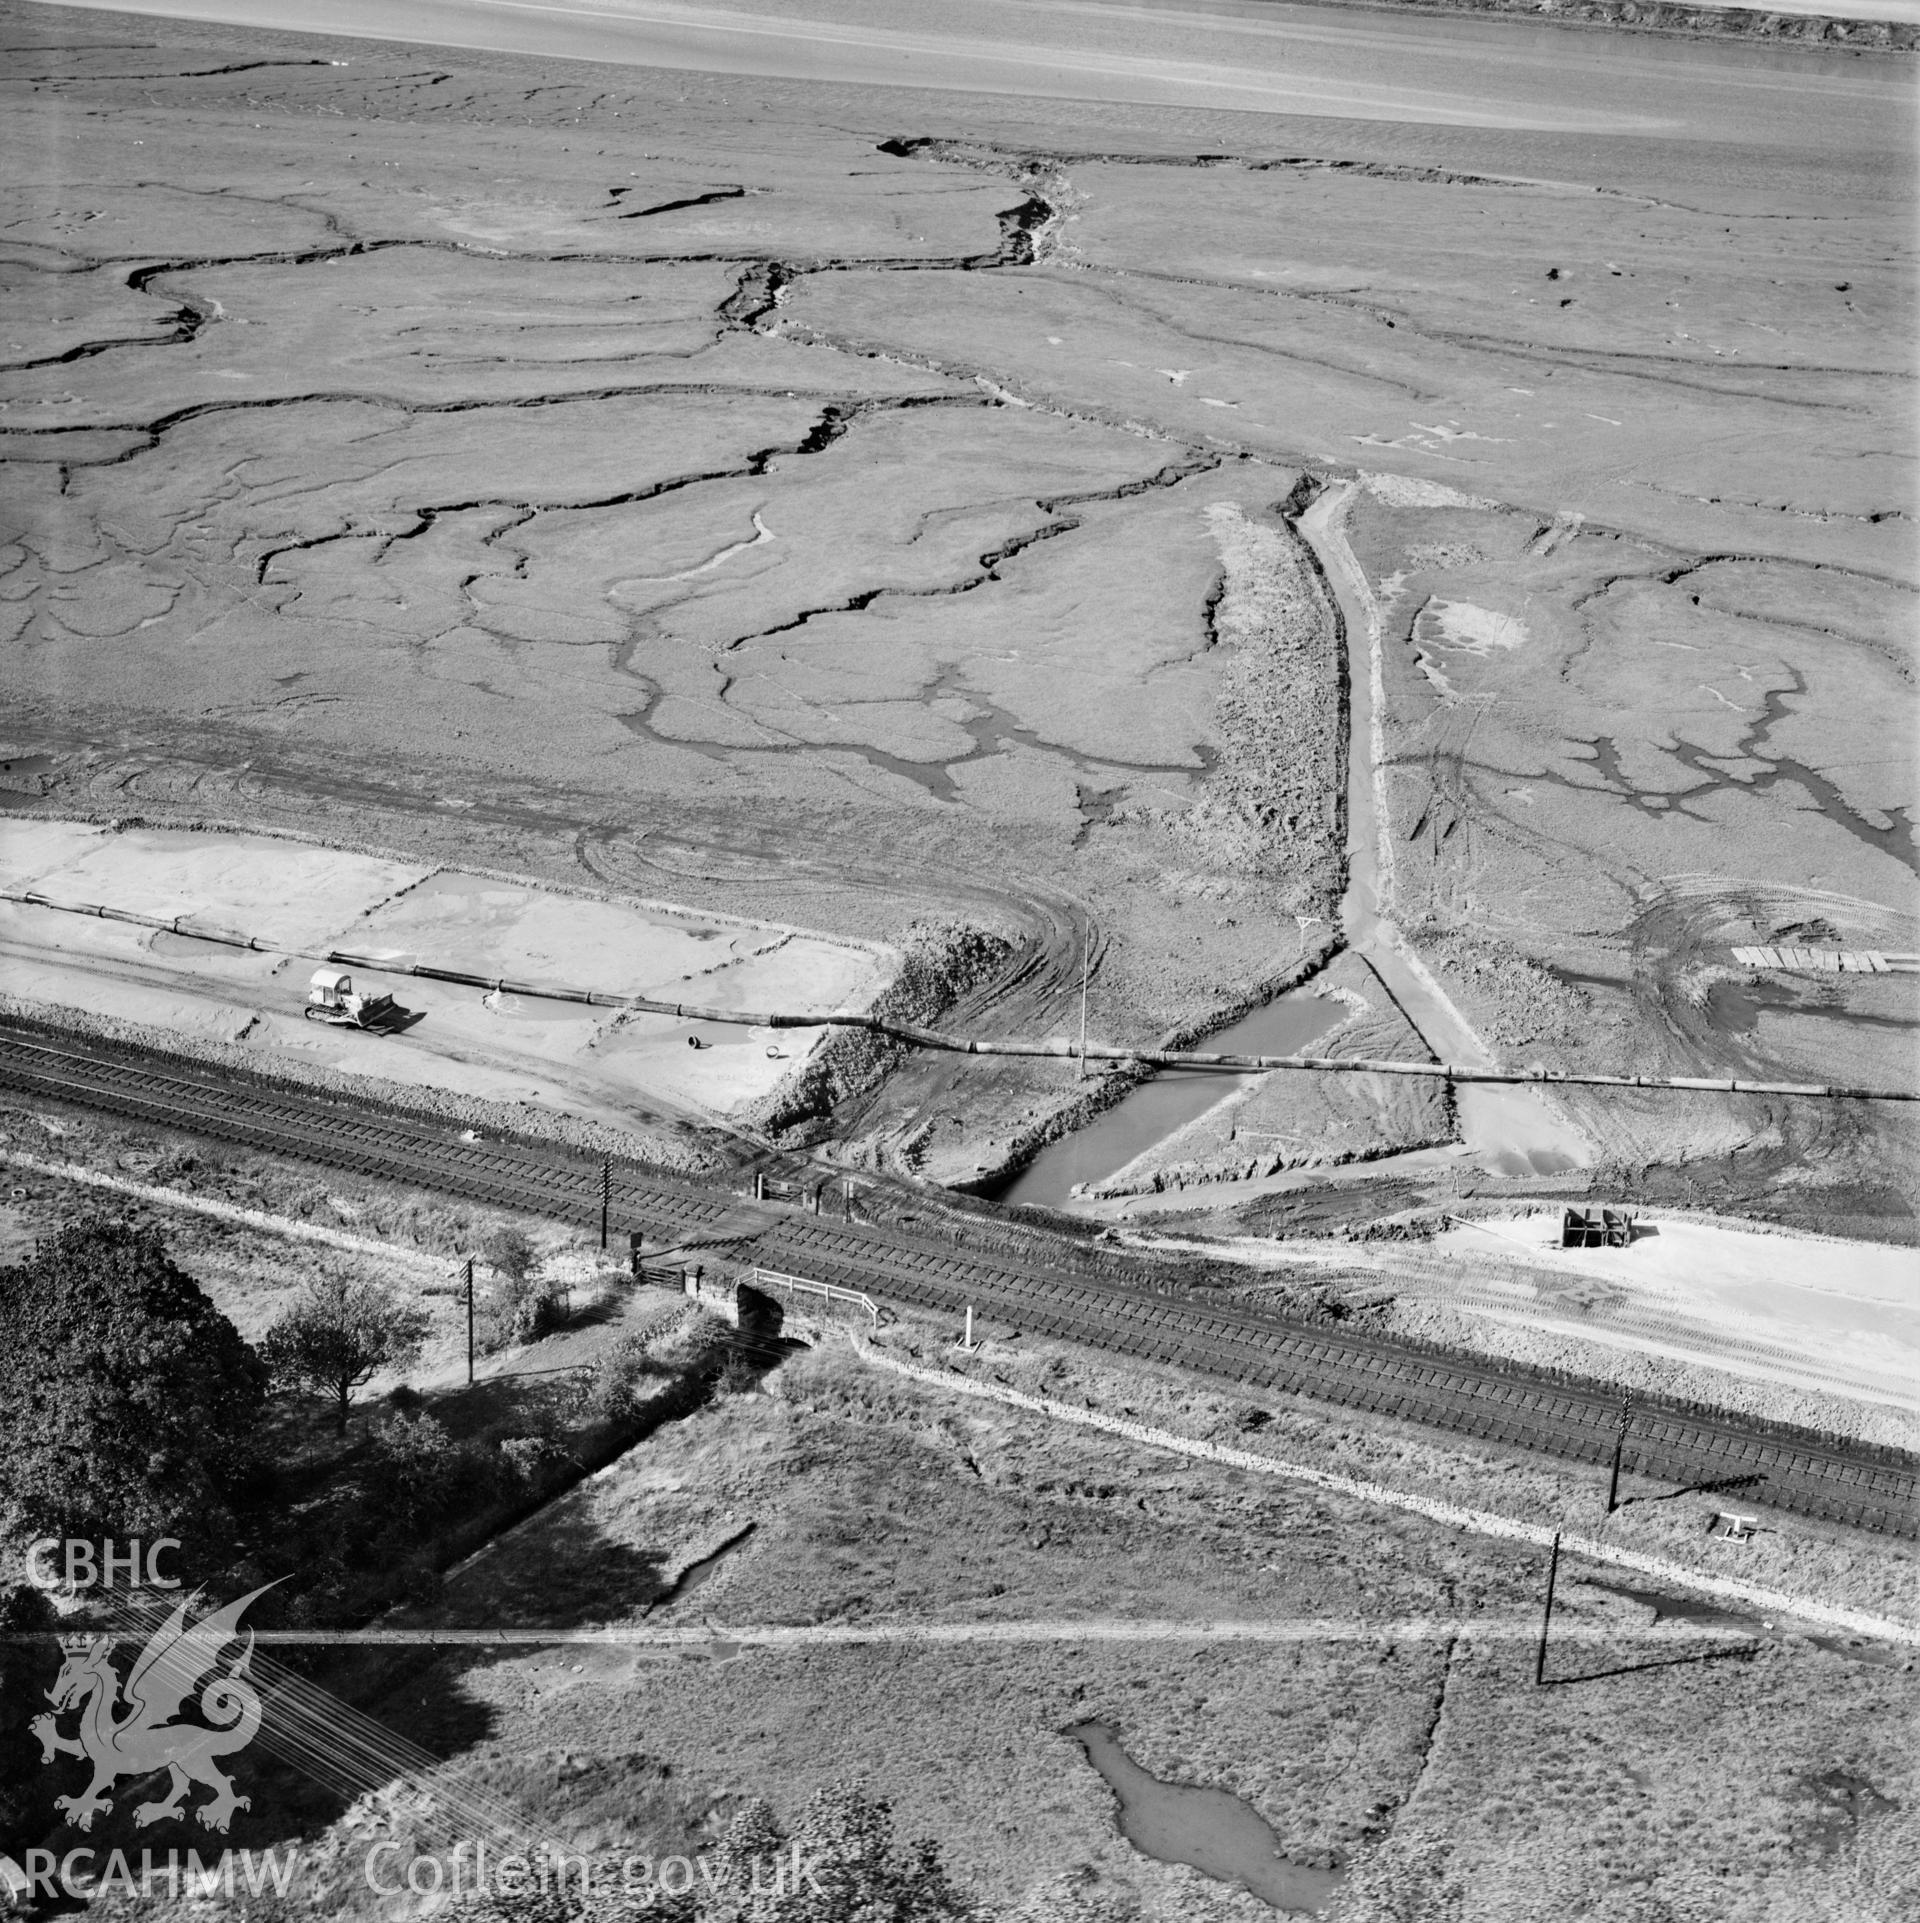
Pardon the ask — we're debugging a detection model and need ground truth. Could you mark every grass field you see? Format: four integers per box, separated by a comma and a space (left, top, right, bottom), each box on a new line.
310, 1334, 1919, 1920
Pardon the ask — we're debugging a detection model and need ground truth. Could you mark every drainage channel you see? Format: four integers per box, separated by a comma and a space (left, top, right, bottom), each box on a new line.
991, 987, 1347, 1210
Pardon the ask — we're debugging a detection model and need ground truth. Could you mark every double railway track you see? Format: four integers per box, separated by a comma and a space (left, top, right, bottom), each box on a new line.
5, 1024, 1913, 1540
740, 1215, 1916, 1538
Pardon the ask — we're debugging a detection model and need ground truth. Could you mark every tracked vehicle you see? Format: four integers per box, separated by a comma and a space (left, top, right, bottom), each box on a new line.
304, 966, 396, 1031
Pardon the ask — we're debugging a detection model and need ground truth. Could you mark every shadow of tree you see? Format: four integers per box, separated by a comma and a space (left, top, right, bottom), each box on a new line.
435, 1493, 683, 1629
17, 1334, 800, 1884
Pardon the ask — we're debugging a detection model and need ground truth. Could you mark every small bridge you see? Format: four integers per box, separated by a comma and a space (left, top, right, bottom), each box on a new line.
750, 1266, 880, 1329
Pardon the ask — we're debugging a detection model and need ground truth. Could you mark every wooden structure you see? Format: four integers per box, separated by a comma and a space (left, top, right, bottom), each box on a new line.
1561, 1206, 1635, 1249
1732, 946, 1918, 974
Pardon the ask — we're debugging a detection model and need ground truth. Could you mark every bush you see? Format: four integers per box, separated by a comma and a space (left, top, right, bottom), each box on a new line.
458, 1780, 979, 1921
497, 1434, 570, 1488
363, 1413, 499, 1533
483, 1223, 539, 1285
647, 1311, 731, 1375
718, 1350, 760, 1397
472, 1225, 569, 1350
477, 1271, 568, 1353
582, 1333, 669, 1420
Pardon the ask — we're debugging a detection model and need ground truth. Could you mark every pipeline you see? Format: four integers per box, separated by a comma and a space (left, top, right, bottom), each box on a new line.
6, 887, 1915, 1103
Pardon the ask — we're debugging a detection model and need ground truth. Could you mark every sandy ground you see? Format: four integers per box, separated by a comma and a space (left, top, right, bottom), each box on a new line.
1175, 1208, 1920, 1423
1417, 1211, 1920, 1412
0, 819, 892, 1125
39, 0, 1877, 128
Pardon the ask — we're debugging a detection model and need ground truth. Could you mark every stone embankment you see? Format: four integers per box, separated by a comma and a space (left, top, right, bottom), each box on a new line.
1326, 0, 1916, 48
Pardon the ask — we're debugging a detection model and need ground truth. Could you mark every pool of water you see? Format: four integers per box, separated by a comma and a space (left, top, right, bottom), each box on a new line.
992, 988, 1346, 1210
0, 752, 55, 796
1067, 1720, 1343, 1916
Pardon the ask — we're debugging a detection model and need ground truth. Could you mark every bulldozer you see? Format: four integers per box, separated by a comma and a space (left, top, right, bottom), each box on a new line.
304, 966, 397, 1031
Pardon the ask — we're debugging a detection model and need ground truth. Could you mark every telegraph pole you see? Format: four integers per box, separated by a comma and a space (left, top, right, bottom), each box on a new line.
1078, 929, 1090, 1079
1534, 1531, 1561, 1686
464, 1257, 475, 1387
1606, 1394, 1635, 1514
599, 1155, 612, 1250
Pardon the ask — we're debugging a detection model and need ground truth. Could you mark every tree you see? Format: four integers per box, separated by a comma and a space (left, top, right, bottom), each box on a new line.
0, 1216, 267, 1548
0, 1584, 58, 1842
260, 1276, 431, 1435
707, 1783, 982, 1923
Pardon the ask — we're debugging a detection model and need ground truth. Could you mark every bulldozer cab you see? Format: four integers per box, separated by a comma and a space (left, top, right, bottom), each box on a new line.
308, 967, 353, 1008
304, 966, 399, 1031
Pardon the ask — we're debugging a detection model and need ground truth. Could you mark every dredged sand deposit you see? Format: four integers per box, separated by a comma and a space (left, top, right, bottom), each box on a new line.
0, 820, 892, 1127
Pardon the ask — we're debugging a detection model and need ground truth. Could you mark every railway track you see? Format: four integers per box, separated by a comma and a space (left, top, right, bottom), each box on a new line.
5, 1024, 1913, 1540
0, 1023, 737, 1237
740, 1215, 1917, 1538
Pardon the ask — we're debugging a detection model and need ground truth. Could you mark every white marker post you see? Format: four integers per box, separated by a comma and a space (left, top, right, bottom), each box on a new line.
1078, 931, 1090, 1079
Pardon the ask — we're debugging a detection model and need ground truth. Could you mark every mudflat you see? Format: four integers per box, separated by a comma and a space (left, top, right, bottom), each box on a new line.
1, 0, 1913, 1218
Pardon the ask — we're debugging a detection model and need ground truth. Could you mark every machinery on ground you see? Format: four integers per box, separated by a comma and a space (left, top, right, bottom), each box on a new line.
304, 966, 397, 1031
1561, 1205, 1636, 1249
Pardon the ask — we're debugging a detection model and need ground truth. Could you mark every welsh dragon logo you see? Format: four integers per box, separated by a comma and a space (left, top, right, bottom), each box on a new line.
31, 1585, 272, 1834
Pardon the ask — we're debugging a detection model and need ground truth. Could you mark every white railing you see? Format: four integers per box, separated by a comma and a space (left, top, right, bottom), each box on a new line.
749, 1267, 879, 1327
